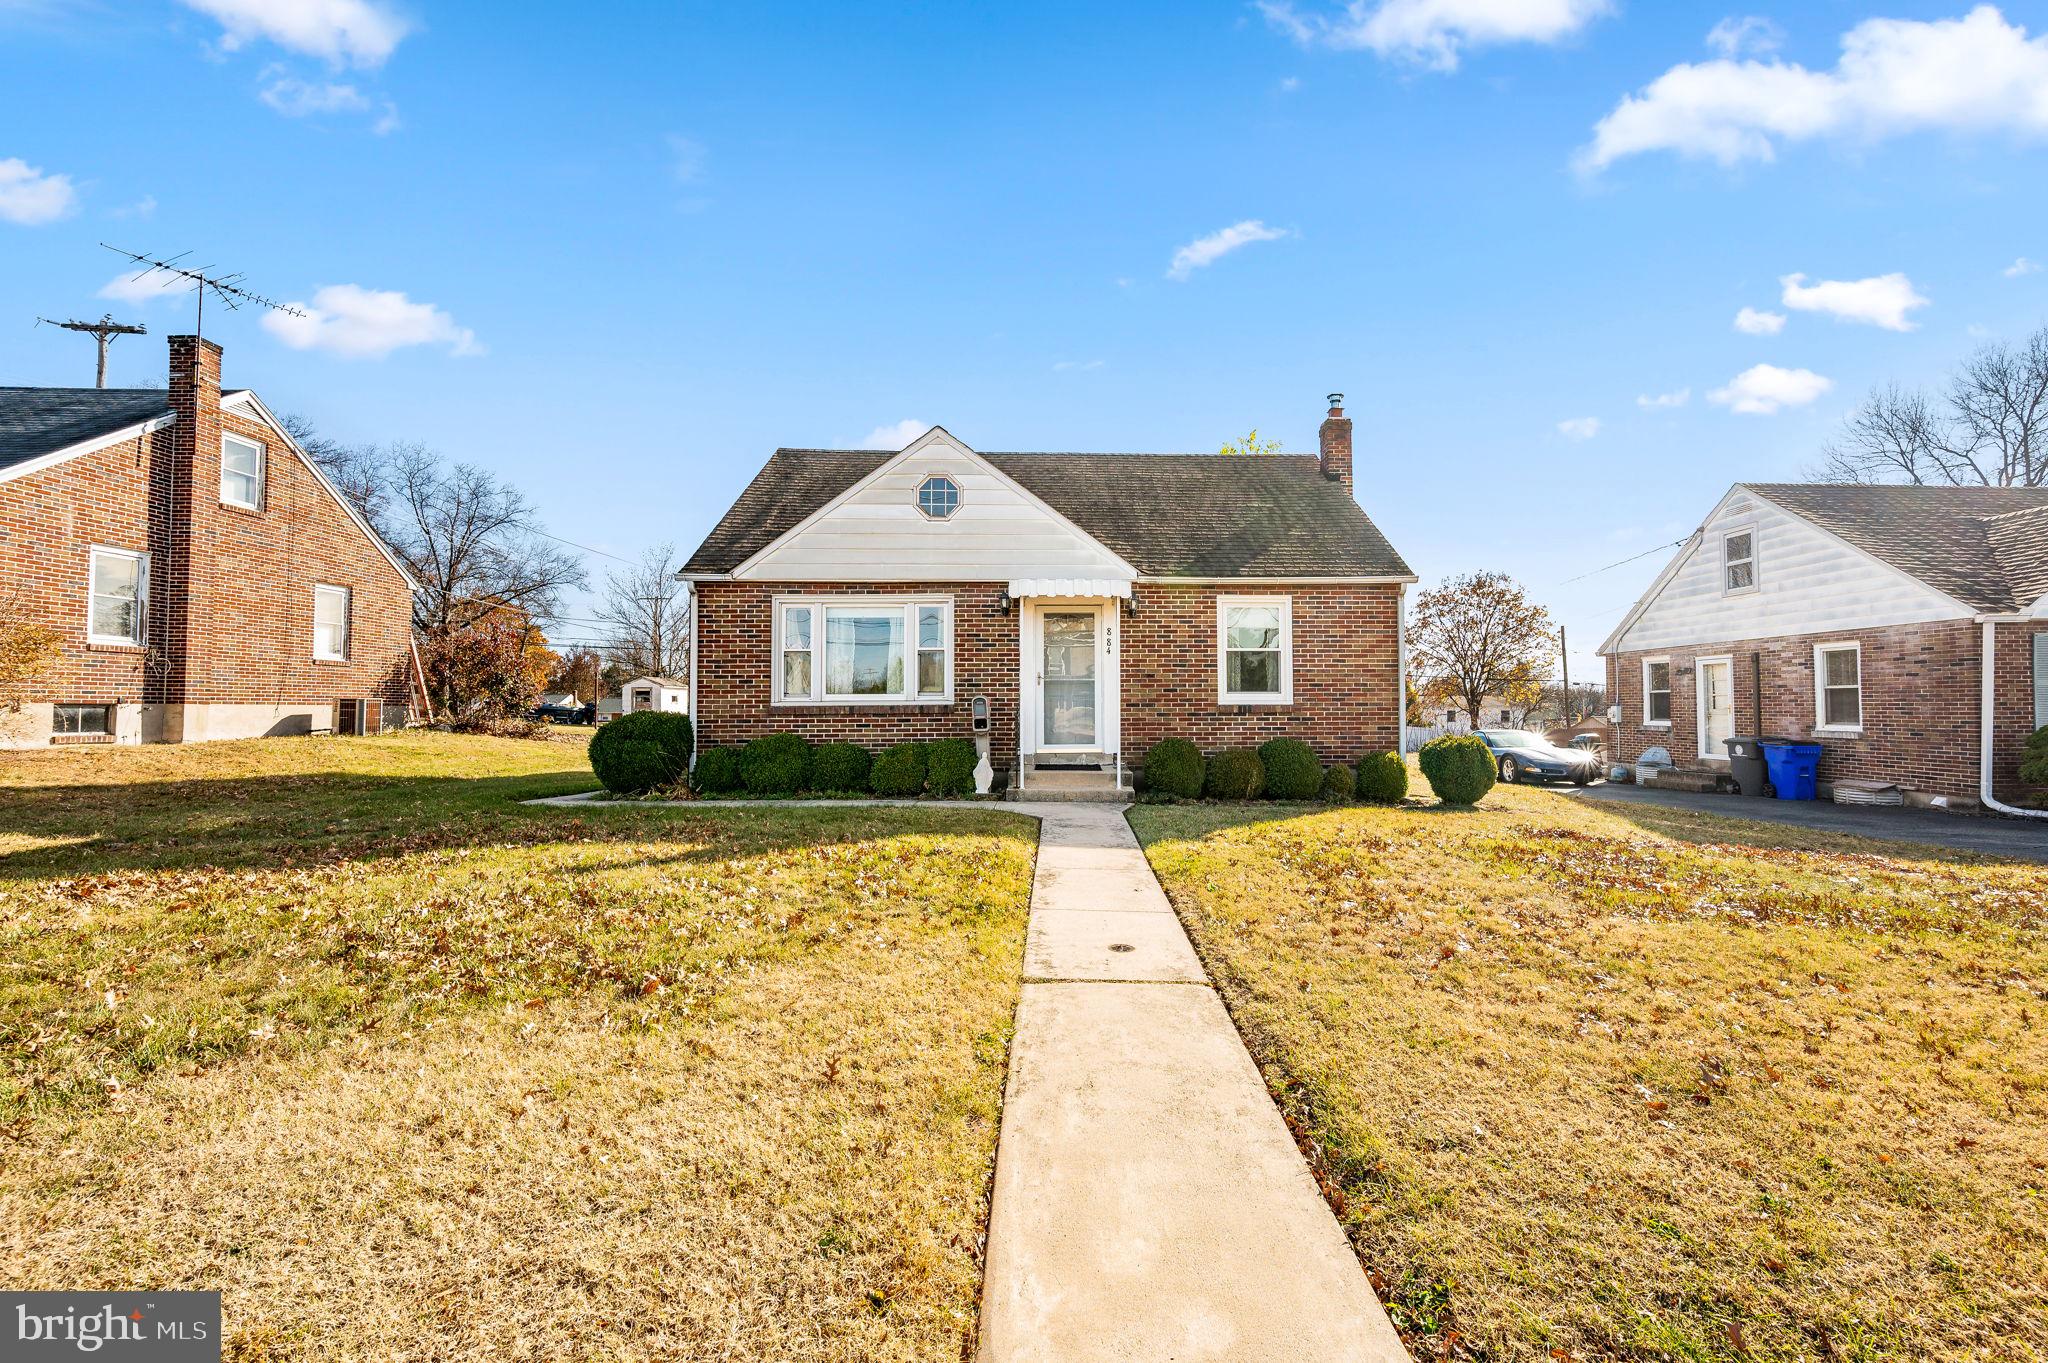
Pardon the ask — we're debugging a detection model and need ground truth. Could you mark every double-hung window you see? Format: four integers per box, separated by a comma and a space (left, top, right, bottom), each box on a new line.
87, 546, 146, 646
1723, 529, 1756, 594
221, 434, 264, 509
1642, 658, 1672, 726
313, 585, 351, 661
1815, 643, 1862, 730
1218, 595, 1292, 704
775, 597, 952, 704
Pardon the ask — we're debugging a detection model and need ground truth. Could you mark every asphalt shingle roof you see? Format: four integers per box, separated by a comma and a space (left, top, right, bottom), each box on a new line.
0, 387, 172, 476
1746, 482, 2048, 612
683, 448, 1413, 579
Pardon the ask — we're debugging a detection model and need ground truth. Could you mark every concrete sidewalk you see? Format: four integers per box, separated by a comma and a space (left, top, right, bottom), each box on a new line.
979, 803, 1408, 1363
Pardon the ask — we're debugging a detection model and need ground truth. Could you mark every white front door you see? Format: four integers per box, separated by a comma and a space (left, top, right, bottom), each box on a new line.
1038, 606, 1102, 750
1699, 659, 1733, 759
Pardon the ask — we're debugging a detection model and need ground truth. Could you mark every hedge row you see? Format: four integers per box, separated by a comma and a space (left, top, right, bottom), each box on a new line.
1139, 737, 1412, 805
687, 734, 984, 799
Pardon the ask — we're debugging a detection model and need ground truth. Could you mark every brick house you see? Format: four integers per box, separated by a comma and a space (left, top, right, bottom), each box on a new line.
680, 396, 1414, 794
1, 335, 423, 747
1599, 483, 2048, 810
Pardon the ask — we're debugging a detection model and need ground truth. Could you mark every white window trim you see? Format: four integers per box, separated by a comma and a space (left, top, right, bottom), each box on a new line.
1641, 656, 1672, 728
1813, 641, 1864, 734
1217, 594, 1293, 705
313, 584, 351, 661
914, 471, 962, 521
771, 595, 955, 706
86, 544, 148, 647
221, 432, 265, 511
1695, 654, 1735, 761
1721, 524, 1758, 597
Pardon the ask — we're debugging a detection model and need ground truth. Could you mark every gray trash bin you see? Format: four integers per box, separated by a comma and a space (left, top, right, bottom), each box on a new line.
1724, 736, 1768, 797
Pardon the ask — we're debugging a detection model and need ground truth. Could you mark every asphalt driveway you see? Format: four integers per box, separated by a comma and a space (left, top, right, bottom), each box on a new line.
1565, 782, 2048, 863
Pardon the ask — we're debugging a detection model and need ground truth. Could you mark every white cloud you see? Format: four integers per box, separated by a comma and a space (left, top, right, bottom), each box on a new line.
111, 193, 157, 220
1708, 363, 1832, 414
181, 0, 408, 66
1707, 15, 1783, 58
1779, 270, 1928, 330
0, 157, 76, 225
1734, 305, 1786, 334
2005, 255, 2041, 276
98, 267, 191, 305
1052, 359, 1105, 372
262, 284, 480, 359
668, 134, 707, 183
260, 76, 370, 116
1259, 0, 1611, 71
1278, 75, 1302, 92
1557, 416, 1601, 440
1580, 6, 2048, 173
861, 419, 931, 450
371, 102, 400, 135
1166, 219, 1290, 281
1636, 387, 1691, 408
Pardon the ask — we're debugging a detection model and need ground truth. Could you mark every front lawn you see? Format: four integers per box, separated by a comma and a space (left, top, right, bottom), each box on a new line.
0, 731, 1036, 1362
1131, 784, 2048, 1362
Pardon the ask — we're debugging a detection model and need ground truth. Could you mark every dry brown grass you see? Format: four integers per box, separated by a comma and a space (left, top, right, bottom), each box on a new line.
1131, 783, 2048, 1363
1, 731, 1035, 1361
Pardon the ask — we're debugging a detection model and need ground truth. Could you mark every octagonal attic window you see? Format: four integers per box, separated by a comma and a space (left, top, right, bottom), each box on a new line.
917, 475, 960, 520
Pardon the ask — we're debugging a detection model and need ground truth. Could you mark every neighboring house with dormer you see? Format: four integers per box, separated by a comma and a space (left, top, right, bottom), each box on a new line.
680, 395, 1414, 796
0, 335, 423, 747
1599, 483, 2048, 809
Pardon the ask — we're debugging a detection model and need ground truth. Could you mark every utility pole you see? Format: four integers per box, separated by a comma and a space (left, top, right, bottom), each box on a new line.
1559, 625, 1571, 723
36, 314, 146, 387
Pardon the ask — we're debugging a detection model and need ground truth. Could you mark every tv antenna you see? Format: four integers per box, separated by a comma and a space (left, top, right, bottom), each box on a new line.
98, 243, 306, 346
35, 313, 147, 388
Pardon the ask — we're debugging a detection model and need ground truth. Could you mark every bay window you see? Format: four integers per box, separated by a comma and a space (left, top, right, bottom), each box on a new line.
774, 597, 952, 704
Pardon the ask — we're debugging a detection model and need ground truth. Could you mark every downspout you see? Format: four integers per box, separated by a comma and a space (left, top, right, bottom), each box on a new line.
686, 579, 700, 773
1978, 616, 2048, 820
1396, 582, 1409, 754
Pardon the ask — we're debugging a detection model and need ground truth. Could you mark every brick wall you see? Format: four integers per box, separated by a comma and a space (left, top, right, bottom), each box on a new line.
1604, 618, 2046, 803
693, 577, 1403, 775
2, 335, 414, 745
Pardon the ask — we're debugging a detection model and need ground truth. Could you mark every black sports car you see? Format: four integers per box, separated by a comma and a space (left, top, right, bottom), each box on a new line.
1474, 729, 1601, 786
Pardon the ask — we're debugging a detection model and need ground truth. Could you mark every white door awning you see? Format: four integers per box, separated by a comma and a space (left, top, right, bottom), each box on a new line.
1007, 577, 1132, 600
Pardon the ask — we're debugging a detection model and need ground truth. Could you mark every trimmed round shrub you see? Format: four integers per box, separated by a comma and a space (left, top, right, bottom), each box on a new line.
740, 732, 812, 795
2022, 725, 2048, 786
811, 742, 873, 793
691, 746, 742, 795
1142, 738, 1205, 799
927, 738, 980, 797
1418, 734, 1496, 807
1356, 750, 1409, 804
1204, 747, 1265, 800
1321, 763, 1356, 803
871, 742, 929, 797
588, 711, 694, 794
1258, 738, 1322, 800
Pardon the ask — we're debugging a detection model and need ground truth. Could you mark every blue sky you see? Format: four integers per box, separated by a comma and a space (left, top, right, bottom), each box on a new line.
5, 1, 2048, 677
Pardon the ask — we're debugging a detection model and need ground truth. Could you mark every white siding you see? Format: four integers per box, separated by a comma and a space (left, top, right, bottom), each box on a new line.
1614, 491, 1969, 653
741, 434, 1130, 582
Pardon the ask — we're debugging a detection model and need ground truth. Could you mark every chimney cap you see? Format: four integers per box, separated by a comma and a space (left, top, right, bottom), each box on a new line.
1326, 392, 1344, 411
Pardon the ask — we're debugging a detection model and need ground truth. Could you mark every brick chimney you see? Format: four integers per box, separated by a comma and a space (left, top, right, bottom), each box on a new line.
153, 335, 224, 708
1318, 392, 1352, 491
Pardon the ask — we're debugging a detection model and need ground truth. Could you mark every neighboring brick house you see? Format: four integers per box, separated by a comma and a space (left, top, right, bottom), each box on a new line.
680, 397, 1415, 796
1, 335, 423, 747
1599, 483, 2048, 810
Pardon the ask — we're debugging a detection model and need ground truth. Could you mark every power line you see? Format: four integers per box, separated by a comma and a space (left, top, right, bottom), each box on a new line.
1552, 536, 1688, 587
522, 525, 639, 566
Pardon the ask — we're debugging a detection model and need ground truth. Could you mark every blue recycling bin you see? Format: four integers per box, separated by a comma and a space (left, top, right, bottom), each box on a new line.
1760, 742, 1822, 800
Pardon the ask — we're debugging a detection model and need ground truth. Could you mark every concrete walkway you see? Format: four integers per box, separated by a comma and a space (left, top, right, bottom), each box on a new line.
979, 803, 1408, 1363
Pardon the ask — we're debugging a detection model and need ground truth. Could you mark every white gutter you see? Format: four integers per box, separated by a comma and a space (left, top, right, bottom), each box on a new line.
687, 579, 700, 771
1978, 616, 2048, 820
1396, 582, 1408, 755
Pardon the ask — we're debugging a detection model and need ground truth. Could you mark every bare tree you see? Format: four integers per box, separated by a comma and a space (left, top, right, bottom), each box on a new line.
1408, 571, 1556, 730
596, 543, 691, 680
283, 412, 386, 524
1817, 326, 2048, 487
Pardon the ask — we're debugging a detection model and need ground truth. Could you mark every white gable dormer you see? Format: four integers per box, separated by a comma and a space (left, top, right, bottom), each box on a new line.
734, 426, 1134, 582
